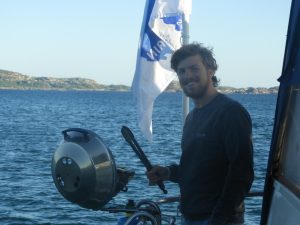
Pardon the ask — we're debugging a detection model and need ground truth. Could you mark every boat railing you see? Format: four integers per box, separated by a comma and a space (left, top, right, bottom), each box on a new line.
102, 190, 264, 225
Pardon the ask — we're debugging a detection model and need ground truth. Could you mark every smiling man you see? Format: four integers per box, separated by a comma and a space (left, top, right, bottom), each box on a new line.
147, 43, 254, 225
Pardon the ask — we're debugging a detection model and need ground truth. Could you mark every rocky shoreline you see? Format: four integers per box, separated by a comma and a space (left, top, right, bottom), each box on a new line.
0, 69, 278, 94
166, 80, 278, 94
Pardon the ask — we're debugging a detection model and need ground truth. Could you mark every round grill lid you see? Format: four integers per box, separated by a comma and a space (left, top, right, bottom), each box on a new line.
51, 128, 133, 209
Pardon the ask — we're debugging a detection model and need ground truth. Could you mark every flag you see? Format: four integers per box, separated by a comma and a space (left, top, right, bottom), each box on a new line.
132, 0, 192, 141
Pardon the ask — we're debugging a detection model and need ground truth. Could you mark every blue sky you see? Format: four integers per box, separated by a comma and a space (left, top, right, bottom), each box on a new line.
0, 0, 291, 88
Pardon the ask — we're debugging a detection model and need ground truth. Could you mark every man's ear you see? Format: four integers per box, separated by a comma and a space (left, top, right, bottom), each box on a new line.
207, 69, 215, 77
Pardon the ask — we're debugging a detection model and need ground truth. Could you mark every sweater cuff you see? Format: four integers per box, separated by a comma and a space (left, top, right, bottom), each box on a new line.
165, 166, 171, 179
166, 164, 179, 183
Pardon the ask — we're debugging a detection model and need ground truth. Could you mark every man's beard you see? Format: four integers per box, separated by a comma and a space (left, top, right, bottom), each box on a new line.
180, 78, 210, 100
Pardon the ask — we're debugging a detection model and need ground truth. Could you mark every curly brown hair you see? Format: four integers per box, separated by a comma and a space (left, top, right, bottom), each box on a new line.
171, 42, 219, 87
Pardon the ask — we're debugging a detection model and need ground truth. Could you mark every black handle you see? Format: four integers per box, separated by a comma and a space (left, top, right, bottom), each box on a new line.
62, 128, 89, 143
121, 126, 152, 170
121, 126, 167, 194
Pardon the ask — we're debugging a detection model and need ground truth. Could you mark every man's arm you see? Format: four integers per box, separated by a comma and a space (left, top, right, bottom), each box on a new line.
210, 104, 254, 225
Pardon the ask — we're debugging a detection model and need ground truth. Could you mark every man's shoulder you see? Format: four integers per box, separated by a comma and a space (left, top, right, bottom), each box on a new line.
218, 94, 251, 118
220, 95, 252, 126
219, 94, 246, 110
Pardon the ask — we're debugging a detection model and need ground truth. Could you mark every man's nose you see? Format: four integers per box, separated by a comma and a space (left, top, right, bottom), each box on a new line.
184, 68, 193, 78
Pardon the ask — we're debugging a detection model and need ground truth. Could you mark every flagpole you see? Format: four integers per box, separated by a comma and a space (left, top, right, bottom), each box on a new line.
182, 13, 190, 122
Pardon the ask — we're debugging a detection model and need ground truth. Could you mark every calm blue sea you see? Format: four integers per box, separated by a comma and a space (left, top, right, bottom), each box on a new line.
0, 90, 277, 225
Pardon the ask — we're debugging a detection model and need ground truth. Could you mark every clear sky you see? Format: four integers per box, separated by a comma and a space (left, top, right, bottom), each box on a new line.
0, 0, 292, 88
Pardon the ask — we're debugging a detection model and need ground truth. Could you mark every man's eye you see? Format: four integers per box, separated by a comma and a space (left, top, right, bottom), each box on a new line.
191, 67, 199, 72
178, 69, 185, 76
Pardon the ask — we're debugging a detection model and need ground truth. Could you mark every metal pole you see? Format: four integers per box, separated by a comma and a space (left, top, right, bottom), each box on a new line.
182, 13, 190, 122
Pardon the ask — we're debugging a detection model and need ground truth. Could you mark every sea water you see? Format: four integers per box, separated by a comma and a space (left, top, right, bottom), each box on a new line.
0, 90, 276, 225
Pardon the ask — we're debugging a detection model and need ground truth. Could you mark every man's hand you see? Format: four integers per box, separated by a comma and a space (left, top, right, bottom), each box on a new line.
146, 165, 170, 185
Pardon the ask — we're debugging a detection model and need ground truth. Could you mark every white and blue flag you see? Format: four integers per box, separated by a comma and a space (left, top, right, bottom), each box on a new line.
132, 0, 192, 141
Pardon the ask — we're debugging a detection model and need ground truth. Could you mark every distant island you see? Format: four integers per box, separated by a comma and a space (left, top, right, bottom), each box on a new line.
0, 69, 278, 94
0, 69, 129, 91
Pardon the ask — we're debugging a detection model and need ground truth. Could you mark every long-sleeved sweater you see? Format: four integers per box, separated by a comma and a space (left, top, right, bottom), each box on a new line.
168, 93, 254, 225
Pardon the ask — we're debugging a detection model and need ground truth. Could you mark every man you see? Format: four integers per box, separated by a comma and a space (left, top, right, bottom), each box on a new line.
147, 43, 254, 225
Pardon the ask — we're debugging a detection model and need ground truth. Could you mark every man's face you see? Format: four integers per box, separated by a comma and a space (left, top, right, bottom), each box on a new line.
177, 55, 214, 99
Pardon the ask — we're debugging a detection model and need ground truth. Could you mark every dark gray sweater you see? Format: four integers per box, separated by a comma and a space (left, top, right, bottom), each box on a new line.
168, 93, 254, 225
